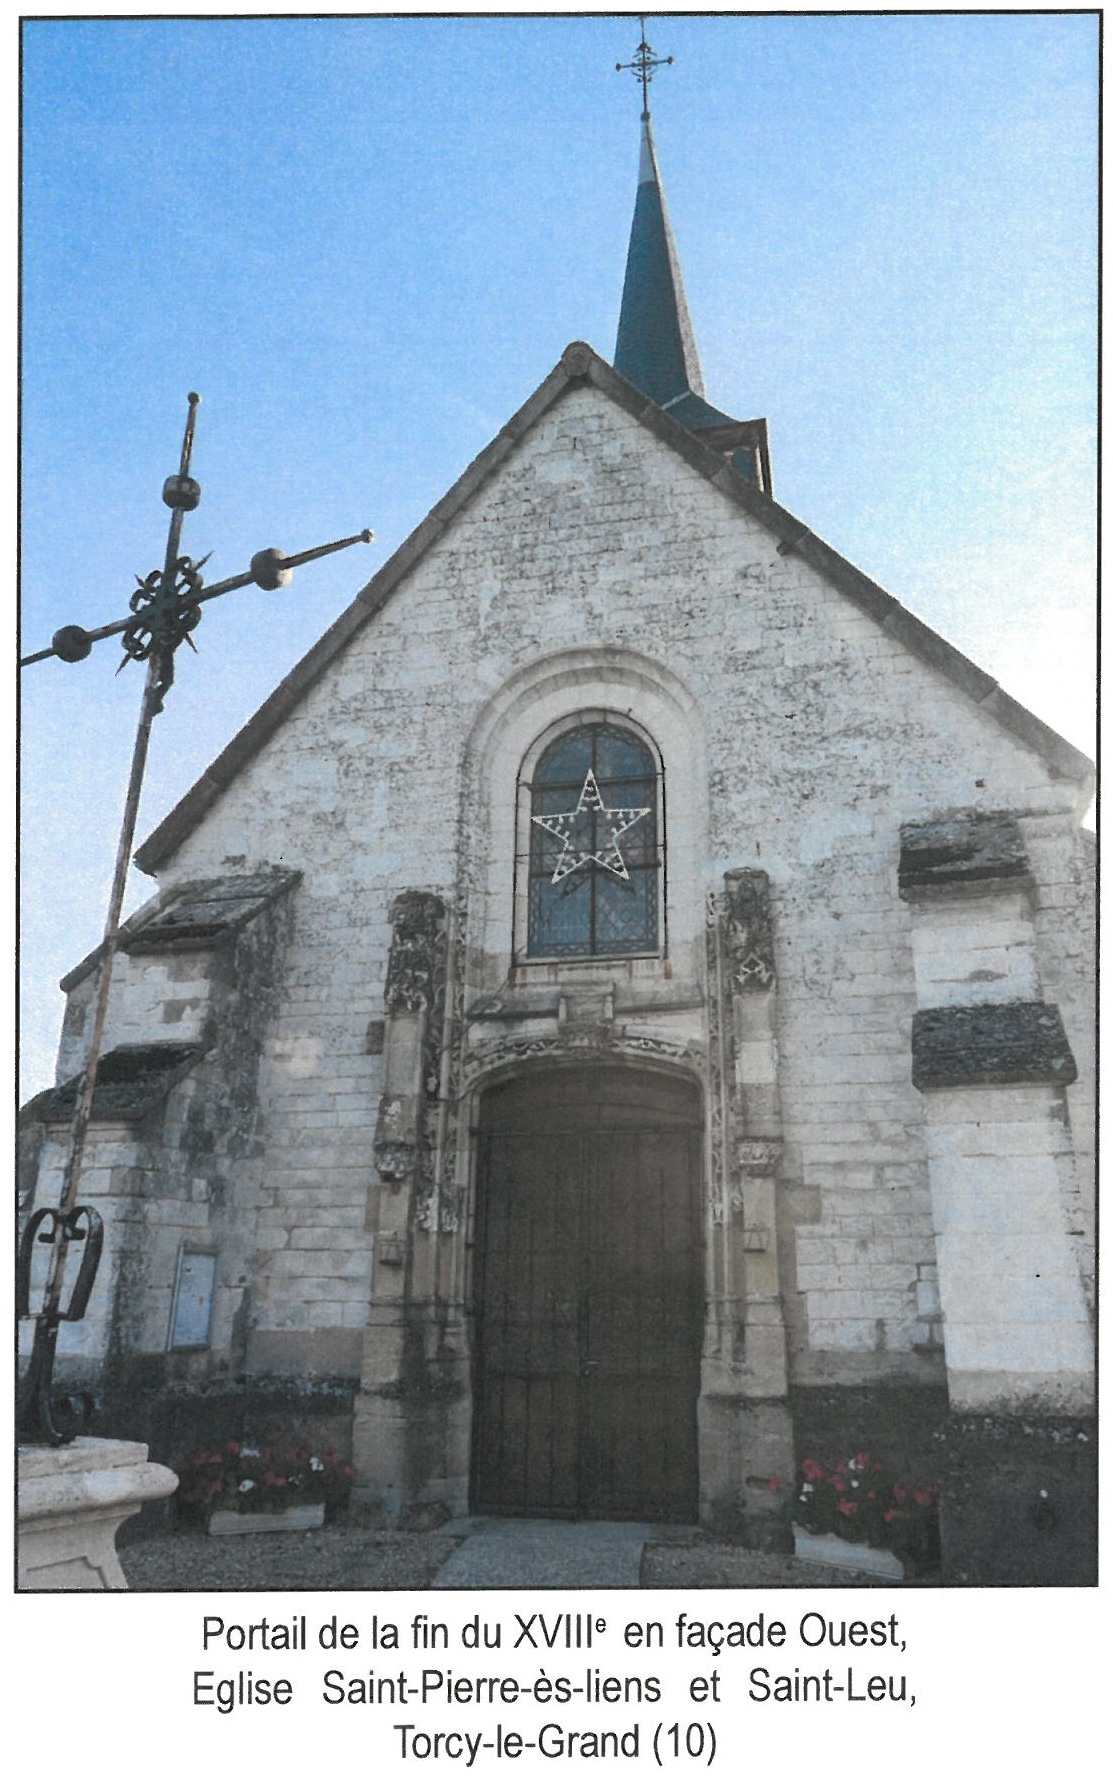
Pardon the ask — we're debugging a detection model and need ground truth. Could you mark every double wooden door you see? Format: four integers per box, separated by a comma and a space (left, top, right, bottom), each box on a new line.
472, 1068, 703, 1522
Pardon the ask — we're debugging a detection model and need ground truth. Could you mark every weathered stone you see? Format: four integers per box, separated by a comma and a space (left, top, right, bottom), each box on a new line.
734, 1139, 781, 1175
899, 810, 1028, 895
912, 1001, 1077, 1089
383, 892, 447, 1015
20, 342, 1093, 1550
18, 1437, 178, 1590
374, 1139, 418, 1182
935, 1413, 1096, 1585
38, 1043, 201, 1124
722, 869, 775, 990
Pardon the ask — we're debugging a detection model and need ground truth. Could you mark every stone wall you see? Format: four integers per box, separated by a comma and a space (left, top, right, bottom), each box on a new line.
28, 377, 1093, 1544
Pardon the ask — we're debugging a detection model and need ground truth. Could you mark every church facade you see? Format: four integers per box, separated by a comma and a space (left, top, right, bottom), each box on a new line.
22, 116, 1095, 1582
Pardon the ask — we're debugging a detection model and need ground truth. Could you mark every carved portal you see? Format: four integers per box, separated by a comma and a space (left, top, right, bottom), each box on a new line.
462, 1028, 699, 1094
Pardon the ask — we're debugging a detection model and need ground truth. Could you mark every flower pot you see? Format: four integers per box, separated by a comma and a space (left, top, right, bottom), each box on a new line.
792, 1525, 904, 1581
209, 1501, 325, 1536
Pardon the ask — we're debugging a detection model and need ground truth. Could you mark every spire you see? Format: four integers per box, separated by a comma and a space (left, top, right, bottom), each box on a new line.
611, 23, 773, 494
614, 114, 707, 407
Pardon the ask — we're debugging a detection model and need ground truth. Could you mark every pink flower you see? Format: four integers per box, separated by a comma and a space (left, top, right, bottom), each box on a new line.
767, 1476, 784, 1494
836, 1499, 858, 1517
801, 1458, 824, 1483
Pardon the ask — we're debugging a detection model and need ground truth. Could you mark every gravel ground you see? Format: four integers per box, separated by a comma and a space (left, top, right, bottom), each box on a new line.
119, 1523, 916, 1592
641, 1543, 913, 1589
120, 1525, 464, 1592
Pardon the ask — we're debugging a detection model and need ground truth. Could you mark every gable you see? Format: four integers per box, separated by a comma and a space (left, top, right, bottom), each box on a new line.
134, 342, 1091, 874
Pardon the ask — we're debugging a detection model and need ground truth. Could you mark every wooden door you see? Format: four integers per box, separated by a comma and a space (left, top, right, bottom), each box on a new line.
472, 1068, 703, 1521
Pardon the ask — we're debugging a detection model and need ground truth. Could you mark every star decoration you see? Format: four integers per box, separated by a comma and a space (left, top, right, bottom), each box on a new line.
532, 769, 651, 884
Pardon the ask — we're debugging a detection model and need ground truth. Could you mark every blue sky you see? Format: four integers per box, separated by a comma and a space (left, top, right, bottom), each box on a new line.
19, 11, 1097, 1096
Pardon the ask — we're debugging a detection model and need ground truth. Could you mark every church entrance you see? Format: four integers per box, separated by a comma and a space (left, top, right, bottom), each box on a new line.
471, 1066, 703, 1521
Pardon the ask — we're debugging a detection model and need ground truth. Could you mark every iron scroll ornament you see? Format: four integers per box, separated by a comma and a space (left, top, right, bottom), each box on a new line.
17, 1206, 105, 1445
120, 554, 206, 708
19, 391, 373, 1444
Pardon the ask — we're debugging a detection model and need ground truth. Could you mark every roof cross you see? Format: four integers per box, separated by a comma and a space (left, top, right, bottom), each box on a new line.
616, 15, 673, 119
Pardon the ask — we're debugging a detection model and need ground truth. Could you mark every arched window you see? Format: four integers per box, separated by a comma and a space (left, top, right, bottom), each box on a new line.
522, 721, 662, 959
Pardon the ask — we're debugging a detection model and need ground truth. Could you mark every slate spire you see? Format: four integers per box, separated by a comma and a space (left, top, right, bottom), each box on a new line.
614, 114, 706, 408
611, 51, 773, 493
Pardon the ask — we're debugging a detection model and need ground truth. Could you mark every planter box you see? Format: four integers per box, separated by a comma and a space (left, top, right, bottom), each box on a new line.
793, 1526, 905, 1581
209, 1501, 325, 1536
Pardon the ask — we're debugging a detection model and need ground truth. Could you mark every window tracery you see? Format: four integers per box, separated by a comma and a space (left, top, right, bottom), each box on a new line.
521, 721, 662, 959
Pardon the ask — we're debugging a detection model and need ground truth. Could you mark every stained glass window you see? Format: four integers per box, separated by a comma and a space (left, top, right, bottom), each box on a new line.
524, 723, 661, 958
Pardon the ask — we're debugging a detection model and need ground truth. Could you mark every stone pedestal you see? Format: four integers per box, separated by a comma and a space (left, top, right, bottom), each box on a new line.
18, 1437, 178, 1590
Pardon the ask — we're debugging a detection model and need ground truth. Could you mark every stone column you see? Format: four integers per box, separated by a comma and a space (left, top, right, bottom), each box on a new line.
354, 892, 447, 1520
700, 870, 793, 1537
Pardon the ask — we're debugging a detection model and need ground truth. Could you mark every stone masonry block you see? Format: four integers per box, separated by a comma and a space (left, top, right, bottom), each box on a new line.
912, 1002, 1077, 1090
899, 810, 1028, 895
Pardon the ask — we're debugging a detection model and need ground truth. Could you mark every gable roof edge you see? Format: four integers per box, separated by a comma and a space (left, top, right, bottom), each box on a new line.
582, 351, 1092, 788
135, 342, 1092, 874
134, 357, 579, 873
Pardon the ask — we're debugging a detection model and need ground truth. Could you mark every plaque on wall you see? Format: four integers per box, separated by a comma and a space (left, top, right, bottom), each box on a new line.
168, 1247, 217, 1350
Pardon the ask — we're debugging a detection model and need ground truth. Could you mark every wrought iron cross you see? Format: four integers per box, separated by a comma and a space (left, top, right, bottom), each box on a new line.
18, 395, 373, 1444
616, 15, 673, 117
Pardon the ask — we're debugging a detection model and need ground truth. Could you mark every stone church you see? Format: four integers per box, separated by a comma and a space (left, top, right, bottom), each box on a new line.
21, 109, 1095, 1582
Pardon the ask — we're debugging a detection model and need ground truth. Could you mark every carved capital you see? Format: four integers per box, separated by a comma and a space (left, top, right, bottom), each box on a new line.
722, 869, 775, 990
383, 892, 447, 1014
374, 1139, 418, 1183
734, 1138, 782, 1176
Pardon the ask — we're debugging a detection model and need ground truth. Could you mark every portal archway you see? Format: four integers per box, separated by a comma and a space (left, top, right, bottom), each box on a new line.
471, 1064, 703, 1521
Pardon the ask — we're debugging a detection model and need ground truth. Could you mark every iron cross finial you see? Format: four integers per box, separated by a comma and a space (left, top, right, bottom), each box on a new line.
616, 15, 673, 119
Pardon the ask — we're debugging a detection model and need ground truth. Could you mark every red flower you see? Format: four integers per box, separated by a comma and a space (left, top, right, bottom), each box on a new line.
801, 1458, 824, 1483
833, 1479, 847, 1493
913, 1488, 934, 1507
892, 1483, 906, 1504
883, 1508, 899, 1525
767, 1477, 784, 1494
836, 1499, 858, 1517
854, 1451, 870, 1470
